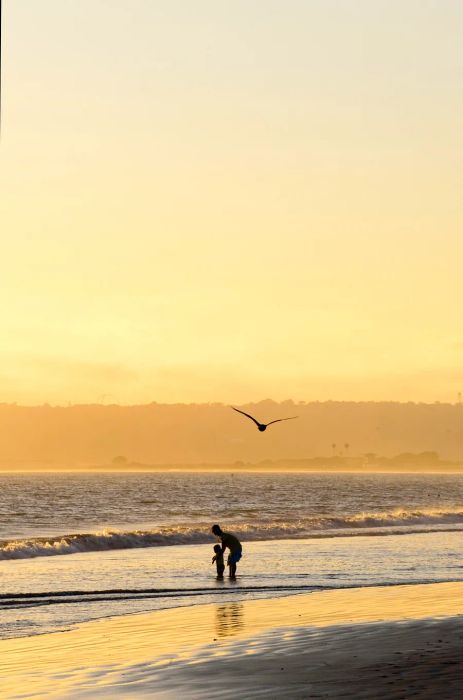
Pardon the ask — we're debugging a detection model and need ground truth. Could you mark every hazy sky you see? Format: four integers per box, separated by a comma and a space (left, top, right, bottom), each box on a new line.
1, 1, 463, 404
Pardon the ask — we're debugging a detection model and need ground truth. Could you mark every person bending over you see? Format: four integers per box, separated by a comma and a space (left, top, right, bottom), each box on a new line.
211, 524, 242, 579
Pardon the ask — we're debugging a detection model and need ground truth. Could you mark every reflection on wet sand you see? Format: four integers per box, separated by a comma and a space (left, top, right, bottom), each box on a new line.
215, 602, 244, 638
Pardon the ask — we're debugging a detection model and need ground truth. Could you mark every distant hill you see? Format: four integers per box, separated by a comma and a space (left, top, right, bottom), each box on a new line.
0, 400, 463, 468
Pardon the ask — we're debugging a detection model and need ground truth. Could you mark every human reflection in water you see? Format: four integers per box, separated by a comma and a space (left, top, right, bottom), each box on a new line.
215, 602, 245, 639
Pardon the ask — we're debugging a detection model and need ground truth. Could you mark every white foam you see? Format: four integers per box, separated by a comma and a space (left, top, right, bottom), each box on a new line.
2, 508, 463, 560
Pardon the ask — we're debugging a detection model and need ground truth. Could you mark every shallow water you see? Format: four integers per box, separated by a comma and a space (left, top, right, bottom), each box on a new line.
1, 471, 463, 639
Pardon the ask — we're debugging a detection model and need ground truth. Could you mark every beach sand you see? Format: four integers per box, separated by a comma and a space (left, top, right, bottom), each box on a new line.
2, 582, 463, 699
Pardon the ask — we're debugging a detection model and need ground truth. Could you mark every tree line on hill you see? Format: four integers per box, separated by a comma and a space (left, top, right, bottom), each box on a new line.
0, 400, 462, 468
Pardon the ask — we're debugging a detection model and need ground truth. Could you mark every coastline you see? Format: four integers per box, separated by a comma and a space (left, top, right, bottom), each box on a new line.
3, 465, 463, 473
2, 582, 463, 698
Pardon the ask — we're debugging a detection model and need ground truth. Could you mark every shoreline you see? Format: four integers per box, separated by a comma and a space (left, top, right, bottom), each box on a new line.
2, 582, 463, 698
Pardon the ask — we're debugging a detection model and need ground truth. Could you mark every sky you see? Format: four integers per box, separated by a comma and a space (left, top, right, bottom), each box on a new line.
1, 0, 463, 405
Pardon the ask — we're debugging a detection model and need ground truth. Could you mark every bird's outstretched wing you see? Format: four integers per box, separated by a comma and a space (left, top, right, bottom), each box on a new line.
266, 416, 298, 426
231, 407, 261, 427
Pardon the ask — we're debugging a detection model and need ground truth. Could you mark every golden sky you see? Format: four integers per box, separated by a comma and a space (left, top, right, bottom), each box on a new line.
1, 1, 463, 405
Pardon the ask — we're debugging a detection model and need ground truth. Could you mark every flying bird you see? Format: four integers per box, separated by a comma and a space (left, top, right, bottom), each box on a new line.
231, 407, 298, 432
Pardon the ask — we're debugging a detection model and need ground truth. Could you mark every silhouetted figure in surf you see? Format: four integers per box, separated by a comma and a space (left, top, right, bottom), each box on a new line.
212, 524, 242, 579
231, 406, 298, 432
212, 544, 225, 580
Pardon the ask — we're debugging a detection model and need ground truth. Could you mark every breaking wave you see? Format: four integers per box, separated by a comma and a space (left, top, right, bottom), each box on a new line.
2, 508, 463, 560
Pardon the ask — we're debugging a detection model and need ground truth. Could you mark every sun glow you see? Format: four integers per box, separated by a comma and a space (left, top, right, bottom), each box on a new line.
1, 1, 463, 405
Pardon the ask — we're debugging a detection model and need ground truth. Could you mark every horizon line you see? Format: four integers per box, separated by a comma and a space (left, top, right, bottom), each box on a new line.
0, 399, 462, 409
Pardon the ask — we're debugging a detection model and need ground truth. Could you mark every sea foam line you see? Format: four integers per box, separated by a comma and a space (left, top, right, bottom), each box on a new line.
2, 509, 463, 560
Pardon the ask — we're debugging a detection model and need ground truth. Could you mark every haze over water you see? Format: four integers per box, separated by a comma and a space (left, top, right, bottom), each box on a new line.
2, 7, 463, 697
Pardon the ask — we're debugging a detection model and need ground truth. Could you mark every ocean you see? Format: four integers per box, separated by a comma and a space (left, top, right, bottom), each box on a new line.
1, 471, 463, 640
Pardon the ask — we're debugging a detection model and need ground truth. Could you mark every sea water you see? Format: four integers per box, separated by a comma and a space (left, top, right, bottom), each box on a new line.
1, 471, 463, 639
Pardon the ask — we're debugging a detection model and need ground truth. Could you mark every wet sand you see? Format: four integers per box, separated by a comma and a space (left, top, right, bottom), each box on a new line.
1, 582, 463, 699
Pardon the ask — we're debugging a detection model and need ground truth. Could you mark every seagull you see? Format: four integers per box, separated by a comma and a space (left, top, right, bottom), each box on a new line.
231, 407, 298, 432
